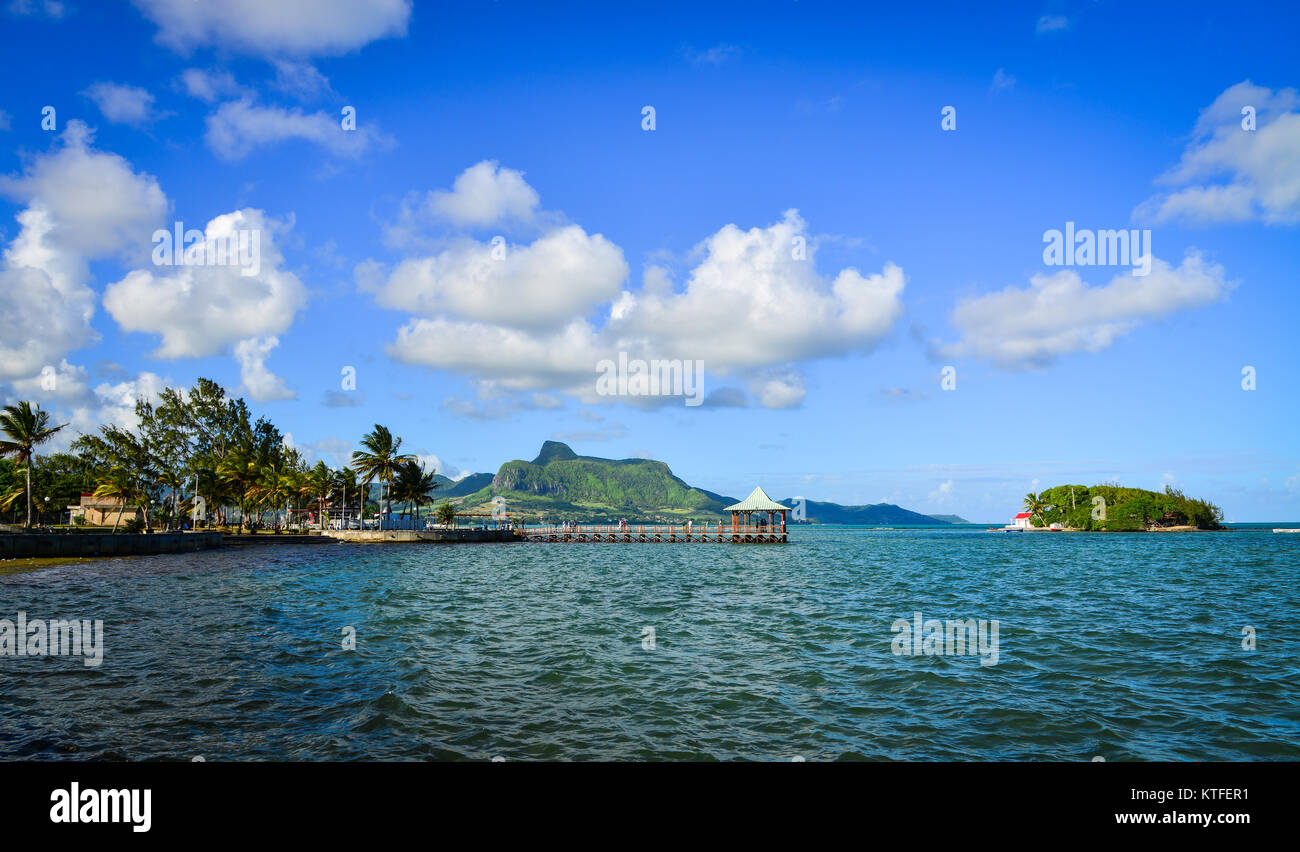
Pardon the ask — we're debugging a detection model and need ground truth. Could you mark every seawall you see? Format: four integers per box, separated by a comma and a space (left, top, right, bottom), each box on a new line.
0, 532, 223, 558
324, 529, 520, 543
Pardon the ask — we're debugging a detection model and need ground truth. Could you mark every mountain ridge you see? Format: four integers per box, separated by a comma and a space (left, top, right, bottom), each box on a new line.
440, 441, 953, 525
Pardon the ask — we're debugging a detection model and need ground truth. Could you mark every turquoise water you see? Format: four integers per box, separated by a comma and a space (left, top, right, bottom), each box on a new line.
2, 526, 1298, 760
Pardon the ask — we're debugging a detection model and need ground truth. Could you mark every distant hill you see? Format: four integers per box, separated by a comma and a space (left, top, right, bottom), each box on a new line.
436, 440, 956, 526
432, 472, 494, 497
927, 513, 972, 525
783, 498, 951, 525
451, 441, 730, 522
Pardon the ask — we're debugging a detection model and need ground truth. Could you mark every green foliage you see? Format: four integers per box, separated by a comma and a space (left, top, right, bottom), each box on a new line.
1030, 482, 1223, 530
121, 517, 146, 534
435, 501, 456, 526
474, 445, 724, 522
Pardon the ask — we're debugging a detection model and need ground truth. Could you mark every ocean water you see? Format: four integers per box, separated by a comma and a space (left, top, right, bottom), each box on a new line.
2, 526, 1298, 761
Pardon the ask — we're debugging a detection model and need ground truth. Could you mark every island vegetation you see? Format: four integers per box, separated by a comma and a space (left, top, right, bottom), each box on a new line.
1022, 484, 1225, 531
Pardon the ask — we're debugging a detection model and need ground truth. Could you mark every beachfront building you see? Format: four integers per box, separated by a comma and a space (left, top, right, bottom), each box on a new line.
724, 487, 791, 541
67, 493, 142, 526
1011, 511, 1034, 530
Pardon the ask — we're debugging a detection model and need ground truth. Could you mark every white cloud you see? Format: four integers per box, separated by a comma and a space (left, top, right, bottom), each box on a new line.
102, 209, 308, 358
938, 252, 1232, 369
132, 0, 411, 57
1134, 81, 1300, 225
0, 122, 166, 380
0, 110, 11, 131
928, 479, 955, 504
366, 225, 627, 331
379, 206, 905, 409
0, 121, 166, 258
1036, 15, 1069, 33
750, 372, 806, 409
422, 160, 541, 227
234, 336, 296, 402
610, 210, 905, 369
990, 68, 1016, 92
83, 82, 157, 126
270, 59, 333, 100
204, 99, 392, 161
178, 68, 248, 103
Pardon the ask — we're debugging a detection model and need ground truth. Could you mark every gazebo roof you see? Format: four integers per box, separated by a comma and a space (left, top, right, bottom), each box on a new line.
724, 486, 789, 512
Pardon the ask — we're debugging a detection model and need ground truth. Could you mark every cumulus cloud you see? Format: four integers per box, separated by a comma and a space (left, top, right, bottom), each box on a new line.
102, 209, 308, 358
365, 226, 628, 331
132, 0, 411, 57
1134, 81, 1300, 225
424, 160, 540, 227
234, 336, 296, 402
0, 122, 166, 380
83, 82, 158, 126
938, 252, 1231, 369
204, 99, 392, 160
609, 210, 904, 370
376, 198, 905, 409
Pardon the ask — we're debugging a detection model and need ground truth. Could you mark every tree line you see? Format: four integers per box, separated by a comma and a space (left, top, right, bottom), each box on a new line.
0, 379, 458, 533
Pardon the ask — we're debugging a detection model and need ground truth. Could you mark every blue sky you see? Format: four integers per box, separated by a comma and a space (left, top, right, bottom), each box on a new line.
1, 0, 1297, 521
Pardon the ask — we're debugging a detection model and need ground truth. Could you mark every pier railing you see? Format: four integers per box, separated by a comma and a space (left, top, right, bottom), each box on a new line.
519, 522, 787, 543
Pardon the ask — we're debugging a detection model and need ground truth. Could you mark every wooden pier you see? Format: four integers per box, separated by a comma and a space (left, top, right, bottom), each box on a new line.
518, 486, 790, 544
520, 522, 786, 543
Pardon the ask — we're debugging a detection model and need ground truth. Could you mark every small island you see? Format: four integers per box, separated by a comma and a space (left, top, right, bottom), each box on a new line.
1019, 484, 1225, 531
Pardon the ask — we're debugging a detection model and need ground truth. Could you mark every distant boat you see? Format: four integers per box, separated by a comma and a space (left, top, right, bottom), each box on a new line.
1273, 528, 1300, 533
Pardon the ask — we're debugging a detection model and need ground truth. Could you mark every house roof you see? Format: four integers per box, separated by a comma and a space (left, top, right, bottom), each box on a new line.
724, 486, 789, 512
1014, 512, 1033, 519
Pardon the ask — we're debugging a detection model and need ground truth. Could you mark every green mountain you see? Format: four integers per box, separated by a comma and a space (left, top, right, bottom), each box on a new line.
450, 441, 732, 522
432, 472, 494, 497
782, 498, 951, 525
927, 513, 972, 524
443, 440, 954, 526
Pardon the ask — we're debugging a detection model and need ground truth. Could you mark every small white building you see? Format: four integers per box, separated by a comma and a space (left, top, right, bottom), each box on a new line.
1011, 511, 1034, 530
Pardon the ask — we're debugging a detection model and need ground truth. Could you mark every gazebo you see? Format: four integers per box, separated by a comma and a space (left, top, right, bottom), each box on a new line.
724, 486, 790, 542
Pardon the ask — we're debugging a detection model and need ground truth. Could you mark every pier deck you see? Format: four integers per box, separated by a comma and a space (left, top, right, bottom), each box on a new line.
519, 523, 787, 543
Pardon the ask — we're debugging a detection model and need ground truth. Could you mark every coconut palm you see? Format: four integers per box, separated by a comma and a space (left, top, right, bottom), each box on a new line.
350, 425, 414, 530
1023, 492, 1049, 527
93, 467, 138, 533
435, 501, 456, 528
393, 459, 438, 528
0, 401, 67, 529
304, 462, 333, 529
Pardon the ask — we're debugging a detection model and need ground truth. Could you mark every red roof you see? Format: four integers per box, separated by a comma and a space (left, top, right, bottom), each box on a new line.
1014, 512, 1033, 519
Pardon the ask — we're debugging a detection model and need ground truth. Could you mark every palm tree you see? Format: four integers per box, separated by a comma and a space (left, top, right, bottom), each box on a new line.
435, 501, 456, 529
351, 425, 413, 530
93, 467, 138, 533
0, 402, 67, 529
1023, 491, 1048, 527
393, 459, 438, 529
305, 462, 333, 530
